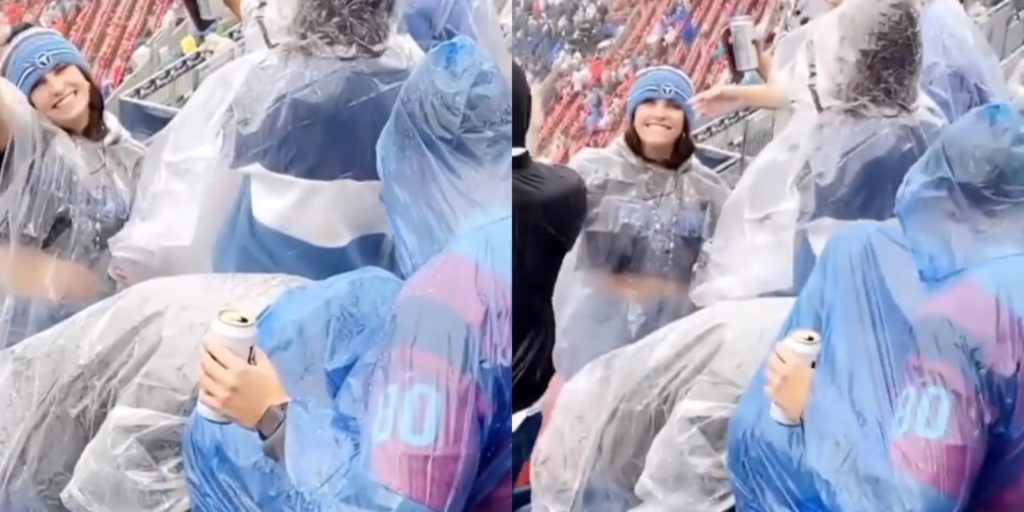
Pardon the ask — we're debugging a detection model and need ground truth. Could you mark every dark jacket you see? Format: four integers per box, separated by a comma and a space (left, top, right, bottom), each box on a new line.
513, 151, 586, 412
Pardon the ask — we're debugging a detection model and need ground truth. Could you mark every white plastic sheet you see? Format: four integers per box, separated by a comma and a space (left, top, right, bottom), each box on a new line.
920, 0, 1006, 122
532, 298, 794, 511
0, 273, 305, 510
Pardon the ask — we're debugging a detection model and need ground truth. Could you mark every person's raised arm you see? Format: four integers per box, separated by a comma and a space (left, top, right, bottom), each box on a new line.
690, 82, 785, 119
222, 0, 243, 20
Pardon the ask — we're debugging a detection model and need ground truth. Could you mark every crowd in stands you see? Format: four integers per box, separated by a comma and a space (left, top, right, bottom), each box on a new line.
511, 0, 780, 162
1, 0, 175, 88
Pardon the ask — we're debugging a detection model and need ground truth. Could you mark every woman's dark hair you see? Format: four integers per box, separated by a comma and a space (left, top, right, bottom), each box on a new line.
623, 105, 695, 170
4, 23, 108, 142
6, 22, 35, 41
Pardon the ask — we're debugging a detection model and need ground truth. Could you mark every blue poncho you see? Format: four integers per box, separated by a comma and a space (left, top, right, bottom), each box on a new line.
728, 102, 1024, 511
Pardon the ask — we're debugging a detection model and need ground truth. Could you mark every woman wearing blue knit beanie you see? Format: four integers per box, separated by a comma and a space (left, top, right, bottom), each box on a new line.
0, 24, 143, 347
549, 65, 732, 379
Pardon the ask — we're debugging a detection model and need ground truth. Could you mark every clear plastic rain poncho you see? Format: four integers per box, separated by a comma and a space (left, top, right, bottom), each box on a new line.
0, 273, 306, 511
920, 0, 1005, 123
402, 0, 510, 63
185, 37, 513, 511
728, 102, 1024, 511
773, 0, 1003, 125
0, 79, 143, 349
532, 298, 794, 512
108, 0, 423, 283
690, 0, 946, 306
551, 140, 730, 378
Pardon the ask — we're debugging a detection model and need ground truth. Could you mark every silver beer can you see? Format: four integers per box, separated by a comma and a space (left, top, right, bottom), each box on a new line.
729, 15, 759, 73
769, 328, 822, 426
197, 309, 258, 424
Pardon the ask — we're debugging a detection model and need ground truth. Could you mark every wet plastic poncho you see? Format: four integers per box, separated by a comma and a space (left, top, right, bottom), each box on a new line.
0, 80, 143, 348
920, 0, 1005, 123
402, 0, 508, 62
691, 0, 945, 306
109, 0, 423, 283
728, 102, 1024, 511
532, 298, 794, 512
0, 273, 305, 511
184, 37, 513, 511
551, 140, 730, 377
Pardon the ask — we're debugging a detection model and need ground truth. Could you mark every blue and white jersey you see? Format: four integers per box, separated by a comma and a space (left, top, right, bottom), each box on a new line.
213, 40, 422, 280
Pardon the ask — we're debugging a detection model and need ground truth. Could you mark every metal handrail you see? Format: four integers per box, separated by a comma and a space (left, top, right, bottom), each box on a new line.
118, 25, 244, 104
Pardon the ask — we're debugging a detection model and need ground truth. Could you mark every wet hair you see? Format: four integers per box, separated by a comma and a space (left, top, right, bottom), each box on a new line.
287, 0, 396, 58
844, 1, 921, 111
4, 23, 108, 141
623, 106, 695, 170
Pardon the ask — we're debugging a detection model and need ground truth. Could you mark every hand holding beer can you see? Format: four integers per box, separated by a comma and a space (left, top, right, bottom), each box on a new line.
197, 309, 258, 424
769, 329, 822, 426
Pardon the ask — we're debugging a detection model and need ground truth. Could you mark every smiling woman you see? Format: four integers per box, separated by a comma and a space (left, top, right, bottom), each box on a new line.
0, 24, 144, 347
622, 66, 697, 169
2, 24, 112, 141
549, 65, 732, 378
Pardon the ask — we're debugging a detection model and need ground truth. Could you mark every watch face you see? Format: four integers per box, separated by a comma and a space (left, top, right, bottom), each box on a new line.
258, 403, 287, 438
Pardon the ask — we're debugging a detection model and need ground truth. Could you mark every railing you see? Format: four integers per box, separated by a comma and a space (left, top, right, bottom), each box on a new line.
114, 25, 244, 139
111, 18, 195, 102
118, 25, 244, 104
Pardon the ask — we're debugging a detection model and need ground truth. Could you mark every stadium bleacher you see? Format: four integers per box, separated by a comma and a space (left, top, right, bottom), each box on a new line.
4, 0, 173, 88
529, 0, 778, 162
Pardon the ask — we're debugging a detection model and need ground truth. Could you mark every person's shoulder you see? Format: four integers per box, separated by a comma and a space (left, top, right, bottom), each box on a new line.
515, 160, 585, 201
819, 219, 902, 264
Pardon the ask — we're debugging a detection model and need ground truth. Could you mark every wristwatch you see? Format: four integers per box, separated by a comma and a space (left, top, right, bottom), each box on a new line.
256, 402, 289, 441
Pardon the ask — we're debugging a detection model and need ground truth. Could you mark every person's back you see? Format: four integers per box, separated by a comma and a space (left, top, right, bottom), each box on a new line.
728, 102, 1024, 511
213, 46, 416, 280
920, 0, 1005, 122
513, 164, 584, 410
511, 60, 586, 412
691, 0, 946, 305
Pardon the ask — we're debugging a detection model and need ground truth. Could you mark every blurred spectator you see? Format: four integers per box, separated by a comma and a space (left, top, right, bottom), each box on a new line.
513, 60, 587, 412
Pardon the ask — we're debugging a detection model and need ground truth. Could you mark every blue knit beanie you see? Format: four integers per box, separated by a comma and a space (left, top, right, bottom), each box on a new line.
2, 28, 91, 98
627, 66, 696, 124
